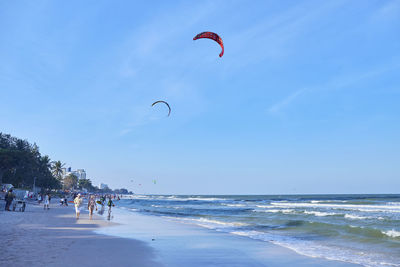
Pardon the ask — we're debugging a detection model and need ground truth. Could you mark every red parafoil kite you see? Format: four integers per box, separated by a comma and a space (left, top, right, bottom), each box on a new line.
193, 32, 224, 57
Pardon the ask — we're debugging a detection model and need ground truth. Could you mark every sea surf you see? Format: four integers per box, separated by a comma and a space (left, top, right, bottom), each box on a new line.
112, 194, 400, 267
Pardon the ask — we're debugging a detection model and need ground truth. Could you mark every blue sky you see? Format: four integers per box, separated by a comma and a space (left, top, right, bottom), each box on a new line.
1, 0, 399, 194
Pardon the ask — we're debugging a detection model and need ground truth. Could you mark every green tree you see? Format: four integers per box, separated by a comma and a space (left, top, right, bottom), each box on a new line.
78, 178, 94, 191
1, 133, 60, 189
64, 173, 78, 190
0, 149, 19, 185
51, 160, 65, 182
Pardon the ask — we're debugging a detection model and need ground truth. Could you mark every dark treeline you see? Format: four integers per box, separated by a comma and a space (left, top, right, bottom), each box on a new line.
0, 133, 60, 190
1, 132, 132, 194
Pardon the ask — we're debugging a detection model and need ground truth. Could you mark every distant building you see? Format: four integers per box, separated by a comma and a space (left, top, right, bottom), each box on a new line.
63, 167, 87, 180
75, 169, 86, 180
99, 183, 108, 190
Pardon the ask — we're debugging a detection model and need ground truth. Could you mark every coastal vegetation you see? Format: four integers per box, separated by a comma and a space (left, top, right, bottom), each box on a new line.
51, 160, 65, 184
1, 132, 130, 194
63, 173, 78, 190
0, 133, 60, 190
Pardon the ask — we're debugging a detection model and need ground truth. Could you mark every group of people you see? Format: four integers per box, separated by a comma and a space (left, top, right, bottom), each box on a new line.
3, 189, 118, 221
4, 189, 51, 211
59, 196, 68, 206
73, 194, 115, 220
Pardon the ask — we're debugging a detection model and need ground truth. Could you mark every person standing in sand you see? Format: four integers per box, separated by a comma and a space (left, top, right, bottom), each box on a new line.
74, 194, 83, 219
4, 189, 15, 211
44, 194, 50, 210
87, 195, 97, 220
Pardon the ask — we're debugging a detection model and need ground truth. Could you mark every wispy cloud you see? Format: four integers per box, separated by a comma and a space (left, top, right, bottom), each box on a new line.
268, 63, 400, 115
268, 88, 307, 114
118, 1, 219, 77
370, 0, 400, 22
224, 0, 347, 68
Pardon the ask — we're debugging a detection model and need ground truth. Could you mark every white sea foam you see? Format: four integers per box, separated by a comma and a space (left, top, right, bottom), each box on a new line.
150, 204, 182, 209
176, 217, 248, 229
270, 239, 400, 267
383, 229, 400, 238
344, 214, 368, 220
276, 209, 295, 214
270, 202, 400, 213
304, 211, 337, 217
310, 200, 347, 203
256, 205, 272, 208
227, 229, 400, 267
254, 209, 296, 214
185, 197, 226, 201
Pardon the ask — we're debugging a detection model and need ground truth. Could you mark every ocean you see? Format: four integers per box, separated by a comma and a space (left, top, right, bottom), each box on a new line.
116, 194, 400, 267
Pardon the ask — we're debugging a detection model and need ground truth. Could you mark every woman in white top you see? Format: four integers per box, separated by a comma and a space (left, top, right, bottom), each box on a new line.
74, 194, 83, 219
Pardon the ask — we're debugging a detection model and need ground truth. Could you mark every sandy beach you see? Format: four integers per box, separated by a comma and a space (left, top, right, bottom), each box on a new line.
0, 199, 160, 267
0, 199, 363, 267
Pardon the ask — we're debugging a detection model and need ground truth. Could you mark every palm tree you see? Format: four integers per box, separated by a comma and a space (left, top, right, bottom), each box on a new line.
64, 173, 78, 190
51, 160, 65, 181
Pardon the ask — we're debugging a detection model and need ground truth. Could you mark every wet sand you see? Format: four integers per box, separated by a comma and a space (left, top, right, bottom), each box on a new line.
0, 200, 161, 267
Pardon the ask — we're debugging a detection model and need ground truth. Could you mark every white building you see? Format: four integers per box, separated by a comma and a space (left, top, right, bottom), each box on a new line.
75, 169, 86, 180
63, 167, 87, 180
99, 183, 108, 190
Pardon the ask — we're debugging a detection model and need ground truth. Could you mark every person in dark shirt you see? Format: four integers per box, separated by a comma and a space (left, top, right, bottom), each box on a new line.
107, 197, 114, 220
4, 189, 15, 211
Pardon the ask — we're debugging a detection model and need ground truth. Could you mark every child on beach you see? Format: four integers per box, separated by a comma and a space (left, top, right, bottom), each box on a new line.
87, 195, 97, 220
74, 194, 83, 219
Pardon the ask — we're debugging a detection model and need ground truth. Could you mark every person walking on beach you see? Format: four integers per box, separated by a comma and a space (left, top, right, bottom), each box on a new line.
44, 194, 50, 210
74, 194, 83, 219
107, 197, 114, 220
87, 195, 97, 220
98, 196, 105, 215
4, 189, 15, 211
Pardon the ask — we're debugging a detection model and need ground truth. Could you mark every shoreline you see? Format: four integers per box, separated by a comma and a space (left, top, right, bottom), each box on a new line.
1, 199, 363, 266
98, 206, 362, 267
0, 200, 161, 267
